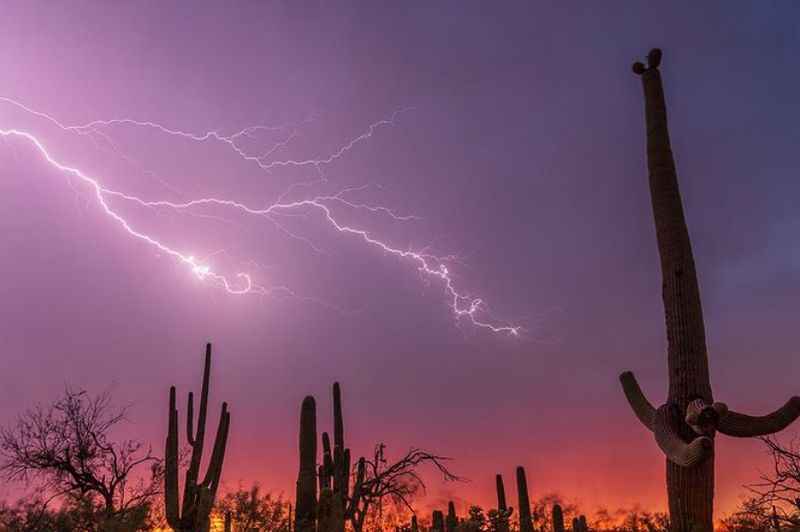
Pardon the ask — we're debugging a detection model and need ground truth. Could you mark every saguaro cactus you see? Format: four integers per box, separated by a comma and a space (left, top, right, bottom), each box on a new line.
319, 383, 350, 532
432, 510, 445, 532
165, 343, 231, 532
620, 48, 800, 532
295, 396, 318, 532
552, 504, 565, 532
515, 466, 534, 532
494, 474, 512, 532
445, 501, 458, 532
295, 383, 366, 532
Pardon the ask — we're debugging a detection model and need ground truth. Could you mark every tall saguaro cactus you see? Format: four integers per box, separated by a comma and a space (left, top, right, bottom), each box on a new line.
165, 343, 231, 532
296, 396, 318, 532
515, 466, 534, 532
620, 48, 800, 532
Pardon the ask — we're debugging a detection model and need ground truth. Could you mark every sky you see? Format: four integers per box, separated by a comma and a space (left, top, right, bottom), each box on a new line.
0, 0, 799, 521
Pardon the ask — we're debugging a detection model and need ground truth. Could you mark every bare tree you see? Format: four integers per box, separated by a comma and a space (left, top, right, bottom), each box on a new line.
0, 388, 161, 528
349, 444, 460, 532
741, 436, 800, 528
719, 497, 776, 532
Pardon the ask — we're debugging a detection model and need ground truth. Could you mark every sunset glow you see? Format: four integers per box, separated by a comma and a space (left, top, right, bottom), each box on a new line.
1, 3, 798, 531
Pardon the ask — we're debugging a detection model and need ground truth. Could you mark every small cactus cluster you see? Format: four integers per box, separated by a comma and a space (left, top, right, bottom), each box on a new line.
417, 466, 592, 532
156, 354, 595, 532
296, 382, 365, 532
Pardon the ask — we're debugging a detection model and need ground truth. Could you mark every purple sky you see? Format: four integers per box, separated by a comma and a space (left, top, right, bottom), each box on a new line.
1, 1, 799, 518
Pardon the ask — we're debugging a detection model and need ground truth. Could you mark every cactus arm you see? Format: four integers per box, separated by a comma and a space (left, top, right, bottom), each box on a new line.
619, 371, 657, 430
515, 466, 534, 532
343, 448, 351, 499
653, 403, 712, 467
322, 432, 334, 481
165, 386, 180, 527
332, 381, 348, 504
718, 397, 800, 437
187, 391, 195, 446
333, 382, 344, 451
201, 402, 230, 491
346, 457, 366, 519
495, 474, 507, 511
318, 465, 326, 492
684, 399, 728, 436
183, 344, 213, 517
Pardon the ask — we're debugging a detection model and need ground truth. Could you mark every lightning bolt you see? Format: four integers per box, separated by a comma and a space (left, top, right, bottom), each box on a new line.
0, 97, 520, 336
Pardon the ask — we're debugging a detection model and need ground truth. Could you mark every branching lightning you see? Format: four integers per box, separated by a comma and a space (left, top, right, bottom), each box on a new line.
0, 97, 520, 335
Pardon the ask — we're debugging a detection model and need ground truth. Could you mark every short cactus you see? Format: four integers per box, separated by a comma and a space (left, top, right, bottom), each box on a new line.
432, 510, 445, 532
552, 504, 565, 532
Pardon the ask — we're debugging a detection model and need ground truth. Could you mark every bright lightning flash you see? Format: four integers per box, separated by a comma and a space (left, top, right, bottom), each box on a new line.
0, 97, 520, 336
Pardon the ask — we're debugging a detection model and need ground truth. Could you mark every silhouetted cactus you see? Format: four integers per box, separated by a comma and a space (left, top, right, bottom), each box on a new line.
316, 383, 350, 532
295, 397, 317, 532
515, 466, 534, 532
295, 383, 366, 532
493, 474, 512, 532
445, 501, 458, 532
432, 510, 445, 532
165, 343, 231, 532
496, 474, 506, 513
552, 504, 565, 532
322, 383, 366, 532
620, 48, 800, 532
411, 514, 419, 532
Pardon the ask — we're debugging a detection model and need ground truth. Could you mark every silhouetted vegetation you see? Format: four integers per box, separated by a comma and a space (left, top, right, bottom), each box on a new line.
0, 388, 161, 531
0, 361, 795, 531
295, 382, 457, 532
